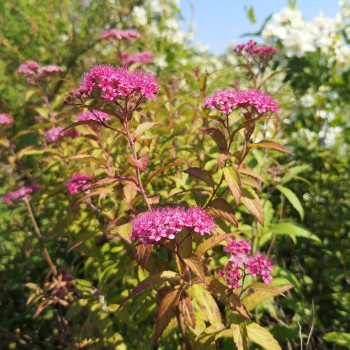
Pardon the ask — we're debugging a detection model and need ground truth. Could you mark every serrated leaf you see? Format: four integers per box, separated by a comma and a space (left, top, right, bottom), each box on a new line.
196, 231, 240, 256
129, 154, 149, 172
198, 114, 225, 126
209, 197, 238, 227
243, 284, 294, 311
240, 186, 264, 226
247, 322, 281, 350
204, 277, 250, 320
238, 166, 266, 183
184, 253, 205, 283
184, 167, 214, 187
133, 122, 160, 140
200, 127, 227, 153
117, 271, 179, 311
223, 166, 242, 206
75, 187, 114, 204
276, 185, 304, 220
179, 295, 196, 329
135, 244, 153, 269
195, 323, 226, 349
145, 160, 196, 186
232, 323, 249, 350
268, 222, 321, 243
249, 140, 294, 156
155, 289, 181, 342
324, 332, 350, 346
217, 153, 230, 170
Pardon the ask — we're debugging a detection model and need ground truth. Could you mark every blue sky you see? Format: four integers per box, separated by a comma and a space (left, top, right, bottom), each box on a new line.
180, 0, 341, 54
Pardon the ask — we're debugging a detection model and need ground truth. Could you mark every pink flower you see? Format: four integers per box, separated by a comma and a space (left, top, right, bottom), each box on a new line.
39, 65, 64, 79
73, 65, 159, 102
65, 173, 93, 194
34, 115, 45, 123
76, 110, 110, 122
0, 113, 13, 125
2, 184, 41, 205
203, 89, 279, 115
218, 238, 274, 288
99, 29, 141, 41
17, 61, 63, 85
233, 40, 278, 60
44, 126, 81, 143
131, 207, 215, 245
123, 51, 154, 66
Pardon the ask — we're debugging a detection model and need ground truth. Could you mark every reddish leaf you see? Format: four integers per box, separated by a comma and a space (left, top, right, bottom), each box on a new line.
177, 228, 192, 259
184, 167, 214, 187
238, 166, 266, 183
249, 140, 294, 156
62, 120, 101, 132
241, 175, 261, 191
204, 277, 250, 320
196, 231, 241, 256
146, 193, 160, 205
223, 166, 242, 206
243, 284, 294, 312
136, 244, 153, 270
179, 295, 196, 329
198, 114, 225, 126
117, 271, 179, 311
75, 187, 114, 204
155, 289, 181, 342
184, 254, 205, 284
91, 176, 137, 188
133, 122, 161, 140
240, 186, 264, 226
209, 197, 238, 227
130, 154, 149, 172
200, 127, 227, 153
145, 160, 196, 187
217, 153, 230, 170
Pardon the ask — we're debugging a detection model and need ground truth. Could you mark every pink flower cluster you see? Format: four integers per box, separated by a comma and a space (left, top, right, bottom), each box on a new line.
99, 29, 141, 41
76, 110, 110, 123
2, 184, 41, 205
123, 51, 154, 66
72, 65, 159, 102
131, 207, 215, 245
0, 113, 13, 125
44, 126, 81, 143
218, 238, 274, 288
17, 61, 63, 85
233, 40, 278, 60
65, 173, 93, 194
203, 89, 279, 115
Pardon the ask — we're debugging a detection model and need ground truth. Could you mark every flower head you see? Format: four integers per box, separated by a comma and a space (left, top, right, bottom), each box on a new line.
203, 89, 279, 115
131, 206, 215, 245
76, 110, 110, 122
65, 173, 93, 194
73, 65, 159, 102
44, 126, 81, 143
123, 51, 154, 66
2, 184, 41, 205
233, 40, 278, 61
99, 29, 141, 41
18, 61, 63, 85
0, 113, 13, 125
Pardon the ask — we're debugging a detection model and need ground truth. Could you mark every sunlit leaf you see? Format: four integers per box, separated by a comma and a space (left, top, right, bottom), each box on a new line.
196, 231, 241, 256
223, 166, 242, 206
200, 126, 227, 153
240, 186, 264, 226
209, 197, 239, 227
133, 122, 161, 140
184, 167, 214, 187
247, 322, 281, 350
276, 185, 304, 221
249, 140, 294, 156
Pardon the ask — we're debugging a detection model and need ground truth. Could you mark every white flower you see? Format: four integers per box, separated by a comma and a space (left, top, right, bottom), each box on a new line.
147, 21, 161, 37
300, 93, 315, 107
164, 18, 179, 30
153, 55, 167, 69
335, 45, 350, 75
146, 0, 163, 13
283, 29, 315, 58
132, 6, 147, 26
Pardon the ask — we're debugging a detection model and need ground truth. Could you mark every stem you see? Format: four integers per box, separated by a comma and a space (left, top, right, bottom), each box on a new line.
24, 197, 57, 277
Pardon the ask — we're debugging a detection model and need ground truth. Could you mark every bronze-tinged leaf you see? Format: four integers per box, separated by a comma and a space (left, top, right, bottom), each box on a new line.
145, 160, 196, 187
177, 228, 192, 259
184, 167, 214, 187
136, 244, 153, 270
195, 323, 226, 349
178, 295, 196, 329
132, 122, 161, 140
243, 284, 294, 312
217, 153, 231, 170
146, 193, 160, 205
155, 289, 181, 342
223, 166, 242, 206
249, 140, 294, 156
204, 277, 250, 320
183, 253, 205, 283
232, 323, 249, 350
198, 115, 225, 126
240, 186, 264, 226
129, 154, 149, 172
200, 127, 227, 153
209, 197, 238, 227
64, 154, 107, 166
247, 322, 282, 350
231, 117, 275, 137
62, 120, 101, 132
75, 187, 114, 204
241, 174, 261, 191
196, 231, 241, 256
238, 165, 266, 183
90, 176, 137, 188
117, 271, 179, 311
188, 284, 221, 325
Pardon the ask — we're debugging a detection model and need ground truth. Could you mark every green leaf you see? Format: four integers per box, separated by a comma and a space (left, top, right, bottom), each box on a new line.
184, 167, 214, 187
209, 197, 238, 227
155, 289, 181, 342
268, 222, 321, 244
133, 122, 161, 140
249, 140, 294, 156
244, 6, 256, 24
223, 166, 242, 206
243, 284, 294, 311
62, 120, 101, 132
196, 231, 240, 256
184, 253, 205, 283
117, 271, 180, 311
324, 332, 350, 347
276, 185, 304, 221
232, 323, 249, 350
200, 126, 227, 153
247, 322, 281, 350
240, 186, 264, 226
195, 323, 226, 349
64, 154, 107, 166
